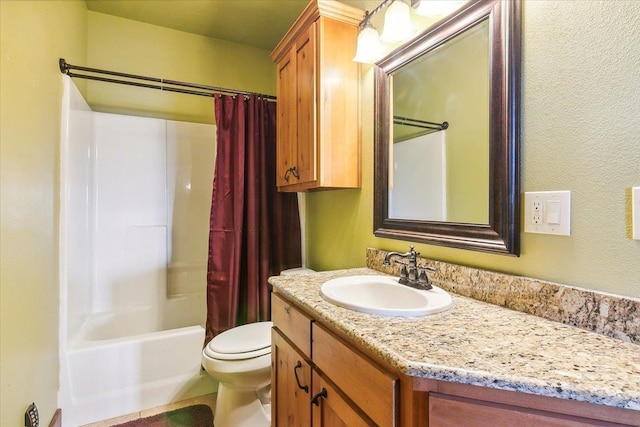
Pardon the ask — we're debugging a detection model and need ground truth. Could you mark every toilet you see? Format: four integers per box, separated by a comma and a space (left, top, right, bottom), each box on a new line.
203, 321, 273, 427
202, 267, 315, 427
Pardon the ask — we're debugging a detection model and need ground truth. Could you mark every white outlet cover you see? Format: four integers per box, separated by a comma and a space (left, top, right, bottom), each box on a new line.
633, 187, 640, 240
524, 191, 571, 235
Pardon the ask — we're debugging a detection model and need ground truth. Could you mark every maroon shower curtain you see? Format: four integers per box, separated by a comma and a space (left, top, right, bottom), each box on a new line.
205, 94, 302, 343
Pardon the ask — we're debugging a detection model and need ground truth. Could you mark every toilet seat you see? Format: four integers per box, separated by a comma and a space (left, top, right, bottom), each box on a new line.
205, 321, 272, 361
205, 345, 270, 361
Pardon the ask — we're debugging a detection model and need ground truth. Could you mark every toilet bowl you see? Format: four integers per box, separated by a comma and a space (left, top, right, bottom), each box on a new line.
202, 268, 315, 426
202, 321, 273, 427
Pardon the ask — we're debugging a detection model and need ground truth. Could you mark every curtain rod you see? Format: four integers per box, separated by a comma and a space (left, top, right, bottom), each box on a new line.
58, 58, 276, 101
393, 115, 449, 131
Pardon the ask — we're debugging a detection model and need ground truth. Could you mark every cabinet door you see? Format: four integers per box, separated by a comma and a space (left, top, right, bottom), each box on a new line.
313, 323, 398, 426
272, 329, 311, 427
275, 23, 317, 190
294, 22, 317, 186
276, 49, 297, 188
311, 372, 373, 427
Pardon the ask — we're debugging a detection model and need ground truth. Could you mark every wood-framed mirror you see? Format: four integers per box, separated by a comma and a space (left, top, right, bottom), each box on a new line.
374, 0, 521, 256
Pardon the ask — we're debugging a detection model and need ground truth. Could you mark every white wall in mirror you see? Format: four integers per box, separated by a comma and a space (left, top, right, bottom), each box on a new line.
389, 130, 446, 220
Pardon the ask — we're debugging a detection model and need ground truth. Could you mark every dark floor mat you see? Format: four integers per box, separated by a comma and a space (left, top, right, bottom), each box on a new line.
112, 404, 213, 427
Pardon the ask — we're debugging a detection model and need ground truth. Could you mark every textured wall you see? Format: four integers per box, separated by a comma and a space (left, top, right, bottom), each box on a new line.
87, 11, 276, 123
306, 0, 640, 298
1, 6, 276, 426
0, 1, 88, 425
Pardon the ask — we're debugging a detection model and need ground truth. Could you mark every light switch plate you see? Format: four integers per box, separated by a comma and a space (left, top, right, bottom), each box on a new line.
633, 187, 640, 240
524, 191, 571, 235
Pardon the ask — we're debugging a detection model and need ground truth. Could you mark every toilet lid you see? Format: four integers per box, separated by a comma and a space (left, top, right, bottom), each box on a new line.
205, 321, 272, 361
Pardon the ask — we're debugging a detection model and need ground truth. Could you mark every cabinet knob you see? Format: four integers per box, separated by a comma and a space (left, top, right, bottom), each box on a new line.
311, 388, 328, 406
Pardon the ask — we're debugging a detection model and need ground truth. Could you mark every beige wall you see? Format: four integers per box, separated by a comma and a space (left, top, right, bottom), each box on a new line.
0, 4, 275, 425
0, 1, 88, 425
306, 0, 640, 299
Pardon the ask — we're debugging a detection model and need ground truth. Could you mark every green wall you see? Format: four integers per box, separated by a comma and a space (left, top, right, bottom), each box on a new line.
306, 0, 640, 299
0, 1, 88, 425
86, 11, 276, 123
1, 2, 638, 425
0, 5, 275, 426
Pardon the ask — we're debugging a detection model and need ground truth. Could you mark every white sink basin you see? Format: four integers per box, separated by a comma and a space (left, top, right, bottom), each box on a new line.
320, 275, 453, 317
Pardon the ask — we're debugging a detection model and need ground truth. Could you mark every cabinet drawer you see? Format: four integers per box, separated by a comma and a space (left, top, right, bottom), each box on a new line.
272, 293, 312, 357
313, 323, 398, 426
429, 393, 621, 427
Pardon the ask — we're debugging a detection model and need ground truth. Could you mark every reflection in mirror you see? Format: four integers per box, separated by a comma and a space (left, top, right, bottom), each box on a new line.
390, 19, 489, 223
374, 0, 521, 255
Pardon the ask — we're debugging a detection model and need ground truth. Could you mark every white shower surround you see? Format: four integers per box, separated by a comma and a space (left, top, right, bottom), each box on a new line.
58, 76, 216, 426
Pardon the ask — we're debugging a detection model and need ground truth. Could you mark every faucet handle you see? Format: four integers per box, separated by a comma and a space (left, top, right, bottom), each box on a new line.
399, 264, 409, 285
392, 261, 410, 284
417, 269, 433, 290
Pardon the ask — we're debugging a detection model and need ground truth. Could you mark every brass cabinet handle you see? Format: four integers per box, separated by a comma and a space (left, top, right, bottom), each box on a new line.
293, 361, 309, 393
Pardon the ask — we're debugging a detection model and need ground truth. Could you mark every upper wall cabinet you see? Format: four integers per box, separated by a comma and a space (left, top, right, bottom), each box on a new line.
271, 0, 362, 192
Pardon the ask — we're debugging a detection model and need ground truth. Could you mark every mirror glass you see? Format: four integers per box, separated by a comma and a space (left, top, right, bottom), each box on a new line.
374, 0, 521, 255
390, 19, 489, 223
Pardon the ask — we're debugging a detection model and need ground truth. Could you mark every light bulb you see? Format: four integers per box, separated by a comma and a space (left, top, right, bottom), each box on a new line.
353, 23, 383, 64
380, 0, 415, 43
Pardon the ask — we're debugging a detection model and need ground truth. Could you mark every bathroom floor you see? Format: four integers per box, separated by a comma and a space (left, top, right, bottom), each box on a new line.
81, 394, 217, 427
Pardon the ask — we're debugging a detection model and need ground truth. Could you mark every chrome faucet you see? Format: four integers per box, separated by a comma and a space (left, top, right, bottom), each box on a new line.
383, 246, 434, 290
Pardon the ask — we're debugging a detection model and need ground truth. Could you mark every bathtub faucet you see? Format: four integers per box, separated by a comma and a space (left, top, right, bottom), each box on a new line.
383, 246, 434, 290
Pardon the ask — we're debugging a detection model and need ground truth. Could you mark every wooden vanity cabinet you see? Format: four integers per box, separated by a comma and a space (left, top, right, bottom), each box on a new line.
270, 0, 362, 192
271, 293, 398, 426
272, 291, 639, 427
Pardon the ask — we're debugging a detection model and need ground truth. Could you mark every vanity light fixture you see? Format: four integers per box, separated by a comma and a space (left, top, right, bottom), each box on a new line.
353, 0, 415, 64
353, 12, 384, 63
380, 0, 415, 43
354, 0, 465, 63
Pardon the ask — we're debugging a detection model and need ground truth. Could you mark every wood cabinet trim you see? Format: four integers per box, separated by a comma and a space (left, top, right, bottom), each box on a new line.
270, 0, 363, 63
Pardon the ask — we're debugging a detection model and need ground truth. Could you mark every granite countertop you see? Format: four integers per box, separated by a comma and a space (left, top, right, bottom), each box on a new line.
268, 268, 640, 411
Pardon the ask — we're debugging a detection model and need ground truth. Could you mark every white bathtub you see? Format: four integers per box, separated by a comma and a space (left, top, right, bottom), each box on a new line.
61, 304, 215, 427
59, 77, 217, 426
